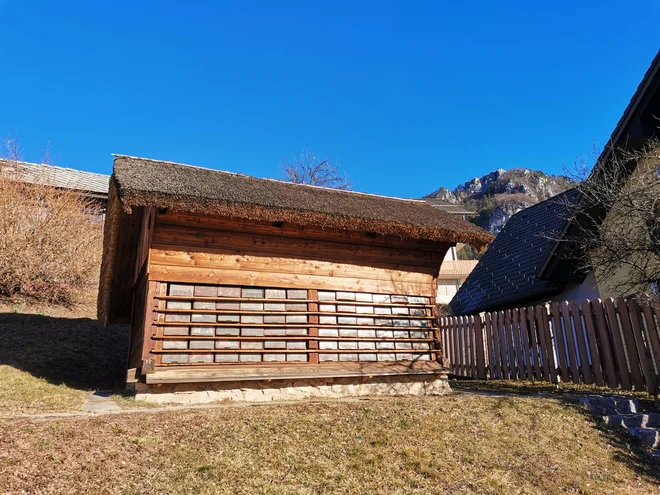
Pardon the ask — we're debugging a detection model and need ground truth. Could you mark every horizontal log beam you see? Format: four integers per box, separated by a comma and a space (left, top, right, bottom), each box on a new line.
146, 360, 448, 383
155, 309, 432, 319
155, 322, 431, 330
151, 348, 439, 354
151, 334, 434, 343
155, 295, 432, 308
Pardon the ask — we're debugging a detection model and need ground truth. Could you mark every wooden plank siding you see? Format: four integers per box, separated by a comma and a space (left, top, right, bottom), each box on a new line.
441, 297, 660, 394
127, 211, 450, 381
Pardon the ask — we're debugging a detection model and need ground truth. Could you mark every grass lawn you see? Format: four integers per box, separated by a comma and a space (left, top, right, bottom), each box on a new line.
0, 297, 129, 414
1, 394, 659, 494
1, 297, 660, 493
452, 378, 658, 398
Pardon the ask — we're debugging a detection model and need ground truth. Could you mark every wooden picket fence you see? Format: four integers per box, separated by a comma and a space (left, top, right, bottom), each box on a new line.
439, 297, 660, 394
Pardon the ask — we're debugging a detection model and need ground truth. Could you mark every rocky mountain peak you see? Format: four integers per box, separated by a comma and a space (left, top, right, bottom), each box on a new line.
425, 168, 572, 237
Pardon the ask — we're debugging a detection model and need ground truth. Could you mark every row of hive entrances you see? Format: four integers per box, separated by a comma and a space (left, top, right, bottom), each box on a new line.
150, 283, 439, 366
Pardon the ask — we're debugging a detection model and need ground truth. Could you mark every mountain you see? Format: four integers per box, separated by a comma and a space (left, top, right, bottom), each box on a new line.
426, 168, 573, 236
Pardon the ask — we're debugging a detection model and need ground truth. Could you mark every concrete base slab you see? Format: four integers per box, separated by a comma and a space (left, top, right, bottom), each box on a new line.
135, 374, 451, 405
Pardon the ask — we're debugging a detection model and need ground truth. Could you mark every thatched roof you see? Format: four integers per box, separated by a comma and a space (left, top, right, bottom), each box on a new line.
0, 159, 109, 199
111, 155, 492, 247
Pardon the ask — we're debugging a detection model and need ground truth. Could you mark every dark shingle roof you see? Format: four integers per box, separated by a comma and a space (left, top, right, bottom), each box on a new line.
0, 159, 109, 197
448, 189, 580, 315
111, 155, 493, 247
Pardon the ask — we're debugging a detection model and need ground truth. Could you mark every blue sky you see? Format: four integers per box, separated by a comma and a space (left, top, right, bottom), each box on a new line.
0, 1, 658, 197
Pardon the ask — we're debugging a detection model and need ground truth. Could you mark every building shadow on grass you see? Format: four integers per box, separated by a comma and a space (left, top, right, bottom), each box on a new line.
452, 380, 660, 481
585, 414, 660, 480
0, 312, 129, 390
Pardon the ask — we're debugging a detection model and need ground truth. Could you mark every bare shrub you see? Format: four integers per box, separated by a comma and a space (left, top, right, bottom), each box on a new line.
557, 138, 660, 298
0, 152, 103, 304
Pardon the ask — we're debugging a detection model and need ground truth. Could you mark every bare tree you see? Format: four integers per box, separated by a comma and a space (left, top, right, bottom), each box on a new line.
280, 149, 351, 190
556, 139, 660, 298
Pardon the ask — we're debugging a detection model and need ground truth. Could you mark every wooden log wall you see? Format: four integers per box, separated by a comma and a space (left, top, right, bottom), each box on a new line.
440, 297, 660, 394
147, 212, 447, 297
128, 211, 449, 375
148, 282, 436, 366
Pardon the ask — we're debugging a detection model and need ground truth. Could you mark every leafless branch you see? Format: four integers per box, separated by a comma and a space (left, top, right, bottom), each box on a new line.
280, 149, 351, 190
553, 138, 660, 298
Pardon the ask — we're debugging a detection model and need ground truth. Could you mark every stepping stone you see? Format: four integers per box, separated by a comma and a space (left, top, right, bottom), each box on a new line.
82, 401, 121, 413
642, 413, 660, 428
603, 414, 644, 429
613, 397, 639, 415
579, 395, 638, 416
627, 427, 660, 450
86, 390, 114, 401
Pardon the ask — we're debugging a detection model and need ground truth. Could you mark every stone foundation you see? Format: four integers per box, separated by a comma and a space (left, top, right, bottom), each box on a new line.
135, 374, 451, 405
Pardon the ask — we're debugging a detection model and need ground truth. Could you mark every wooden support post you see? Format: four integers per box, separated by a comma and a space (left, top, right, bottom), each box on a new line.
142, 359, 156, 375
429, 297, 443, 364
308, 289, 319, 364
140, 281, 160, 375
154, 282, 168, 367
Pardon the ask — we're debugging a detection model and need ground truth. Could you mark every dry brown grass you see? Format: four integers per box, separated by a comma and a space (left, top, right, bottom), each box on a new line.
1, 395, 658, 494
0, 366, 87, 415
452, 380, 660, 409
0, 162, 103, 304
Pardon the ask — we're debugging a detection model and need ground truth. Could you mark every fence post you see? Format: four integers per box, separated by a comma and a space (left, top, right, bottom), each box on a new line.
474, 314, 486, 379
592, 299, 618, 388
604, 298, 632, 390
519, 307, 533, 380
484, 312, 495, 379
560, 301, 580, 383
641, 301, 660, 377
628, 298, 657, 394
616, 297, 644, 390
526, 306, 541, 380
570, 300, 592, 385
581, 299, 604, 387
536, 305, 553, 381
